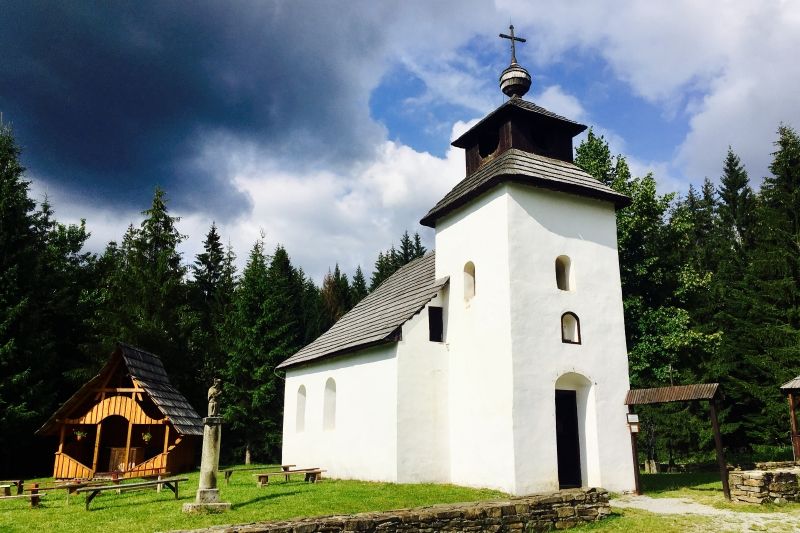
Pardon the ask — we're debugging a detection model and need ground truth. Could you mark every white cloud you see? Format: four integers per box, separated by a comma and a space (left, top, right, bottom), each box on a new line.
25, 0, 800, 282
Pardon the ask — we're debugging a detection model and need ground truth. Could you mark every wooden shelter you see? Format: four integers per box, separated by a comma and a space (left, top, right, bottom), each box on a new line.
36, 343, 203, 480
781, 375, 800, 460
625, 383, 730, 500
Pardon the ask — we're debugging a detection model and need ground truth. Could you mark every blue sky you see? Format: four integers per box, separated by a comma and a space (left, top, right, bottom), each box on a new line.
1, 1, 798, 281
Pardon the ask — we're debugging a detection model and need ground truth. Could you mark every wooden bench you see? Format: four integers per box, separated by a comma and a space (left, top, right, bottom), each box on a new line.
223, 464, 295, 485
253, 468, 325, 487
75, 476, 188, 510
1, 482, 43, 507
0, 480, 24, 495
0, 493, 46, 508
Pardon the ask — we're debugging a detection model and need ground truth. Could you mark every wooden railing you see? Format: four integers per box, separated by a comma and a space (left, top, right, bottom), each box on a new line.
125, 453, 167, 478
53, 453, 93, 480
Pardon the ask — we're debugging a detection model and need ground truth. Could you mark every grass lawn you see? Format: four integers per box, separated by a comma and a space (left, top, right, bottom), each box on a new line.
0, 466, 504, 533
4, 469, 798, 533
641, 471, 800, 513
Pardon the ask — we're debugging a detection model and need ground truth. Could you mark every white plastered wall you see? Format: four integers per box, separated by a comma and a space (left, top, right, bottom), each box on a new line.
396, 291, 450, 483
281, 345, 398, 481
506, 184, 635, 494
434, 186, 517, 494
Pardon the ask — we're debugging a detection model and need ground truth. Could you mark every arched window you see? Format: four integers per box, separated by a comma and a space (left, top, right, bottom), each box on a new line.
464, 261, 476, 301
561, 312, 581, 344
296, 385, 306, 433
323, 378, 336, 430
555, 256, 571, 291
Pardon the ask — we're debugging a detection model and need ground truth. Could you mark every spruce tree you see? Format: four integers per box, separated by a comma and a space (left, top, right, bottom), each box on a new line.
350, 265, 368, 305
738, 125, 800, 445
320, 264, 350, 330
221, 240, 270, 463
718, 148, 755, 251
0, 125, 94, 475
190, 223, 234, 385
221, 243, 304, 462
0, 124, 45, 475
94, 188, 195, 398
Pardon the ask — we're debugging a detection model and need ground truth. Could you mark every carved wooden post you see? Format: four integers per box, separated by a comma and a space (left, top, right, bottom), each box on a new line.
91, 423, 102, 475
123, 420, 133, 474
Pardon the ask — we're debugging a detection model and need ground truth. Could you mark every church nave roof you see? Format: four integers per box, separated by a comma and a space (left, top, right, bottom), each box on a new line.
278, 252, 448, 370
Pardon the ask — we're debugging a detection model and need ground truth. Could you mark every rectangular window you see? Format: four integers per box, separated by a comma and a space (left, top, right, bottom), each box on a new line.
428, 306, 444, 342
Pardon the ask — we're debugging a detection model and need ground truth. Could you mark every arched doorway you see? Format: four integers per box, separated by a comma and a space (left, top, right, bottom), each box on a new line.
554, 372, 599, 489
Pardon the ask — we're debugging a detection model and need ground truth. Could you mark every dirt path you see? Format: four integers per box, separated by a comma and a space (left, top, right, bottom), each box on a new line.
612, 495, 800, 532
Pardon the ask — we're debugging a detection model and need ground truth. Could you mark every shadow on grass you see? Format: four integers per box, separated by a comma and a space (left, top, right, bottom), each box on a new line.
235, 490, 303, 509
640, 472, 722, 494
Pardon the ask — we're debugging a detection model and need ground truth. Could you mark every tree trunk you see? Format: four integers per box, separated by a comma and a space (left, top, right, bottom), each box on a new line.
245, 442, 251, 465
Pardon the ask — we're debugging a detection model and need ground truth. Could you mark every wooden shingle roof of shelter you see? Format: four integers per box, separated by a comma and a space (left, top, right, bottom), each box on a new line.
278, 252, 448, 370
420, 148, 630, 227
625, 383, 720, 405
37, 343, 203, 436
117, 343, 204, 435
781, 376, 800, 391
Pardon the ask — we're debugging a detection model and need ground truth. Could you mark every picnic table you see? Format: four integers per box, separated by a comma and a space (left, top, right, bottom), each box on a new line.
253, 468, 325, 487
75, 476, 188, 510
222, 464, 296, 485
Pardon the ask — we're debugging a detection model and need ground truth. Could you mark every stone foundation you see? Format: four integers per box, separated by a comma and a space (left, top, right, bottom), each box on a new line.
172, 488, 611, 532
729, 467, 800, 504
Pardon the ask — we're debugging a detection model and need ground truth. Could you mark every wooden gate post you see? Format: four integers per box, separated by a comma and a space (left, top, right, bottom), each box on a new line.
788, 392, 800, 461
628, 406, 641, 495
709, 399, 730, 500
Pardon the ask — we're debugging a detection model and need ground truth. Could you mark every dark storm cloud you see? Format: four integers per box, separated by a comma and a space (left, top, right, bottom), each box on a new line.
0, 1, 388, 219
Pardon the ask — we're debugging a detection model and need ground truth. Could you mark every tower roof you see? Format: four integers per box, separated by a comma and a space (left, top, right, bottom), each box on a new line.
421, 25, 629, 227
420, 148, 630, 227
451, 97, 586, 149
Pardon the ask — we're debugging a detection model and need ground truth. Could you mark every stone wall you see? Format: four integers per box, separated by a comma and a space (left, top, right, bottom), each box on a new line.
729, 468, 800, 504
754, 461, 799, 470
175, 488, 610, 533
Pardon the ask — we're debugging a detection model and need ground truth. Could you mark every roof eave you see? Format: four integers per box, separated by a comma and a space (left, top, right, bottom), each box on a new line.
420, 173, 631, 228
277, 336, 399, 371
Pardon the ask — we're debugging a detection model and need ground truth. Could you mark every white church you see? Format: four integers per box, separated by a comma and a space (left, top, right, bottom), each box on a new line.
278, 31, 637, 496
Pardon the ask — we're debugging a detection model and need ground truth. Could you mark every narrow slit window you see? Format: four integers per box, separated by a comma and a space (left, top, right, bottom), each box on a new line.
429, 306, 444, 342
323, 378, 336, 431
555, 256, 571, 291
464, 261, 476, 301
561, 312, 581, 344
296, 385, 306, 433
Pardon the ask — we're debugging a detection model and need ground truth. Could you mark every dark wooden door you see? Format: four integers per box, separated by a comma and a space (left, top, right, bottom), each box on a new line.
555, 389, 582, 489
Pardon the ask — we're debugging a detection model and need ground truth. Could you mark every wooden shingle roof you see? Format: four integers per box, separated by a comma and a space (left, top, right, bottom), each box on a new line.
625, 383, 720, 405
278, 252, 447, 370
420, 148, 630, 227
118, 343, 204, 435
781, 376, 800, 391
37, 343, 203, 436
451, 98, 586, 149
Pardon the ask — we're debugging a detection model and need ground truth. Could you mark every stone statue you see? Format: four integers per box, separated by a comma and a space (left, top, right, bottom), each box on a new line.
208, 378, 221, 417
185, 377, 230, 512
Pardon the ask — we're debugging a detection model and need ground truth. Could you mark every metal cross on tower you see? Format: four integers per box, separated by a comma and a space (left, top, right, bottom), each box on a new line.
499, 25, 526, 64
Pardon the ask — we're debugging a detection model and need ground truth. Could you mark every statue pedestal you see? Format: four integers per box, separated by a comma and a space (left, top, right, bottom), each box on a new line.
183, 416, 231, 512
